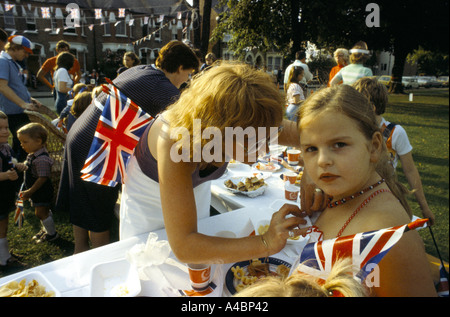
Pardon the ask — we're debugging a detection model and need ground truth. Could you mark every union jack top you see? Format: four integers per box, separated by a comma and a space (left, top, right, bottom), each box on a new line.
81, 82, 152, 187
293, 218, 429, 283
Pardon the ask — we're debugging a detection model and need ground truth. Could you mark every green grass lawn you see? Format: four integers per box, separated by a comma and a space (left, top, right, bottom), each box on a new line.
2, 88, 448, 279
384, 89, 449, 262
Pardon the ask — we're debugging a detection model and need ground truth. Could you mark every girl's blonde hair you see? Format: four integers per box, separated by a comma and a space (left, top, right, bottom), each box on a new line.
298, 85, 411, 216
164, 62, 285, 165
234, 258, 368, 297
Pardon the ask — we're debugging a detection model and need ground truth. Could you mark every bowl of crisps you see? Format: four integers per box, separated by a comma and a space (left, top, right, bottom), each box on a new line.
0, 271, 60, 297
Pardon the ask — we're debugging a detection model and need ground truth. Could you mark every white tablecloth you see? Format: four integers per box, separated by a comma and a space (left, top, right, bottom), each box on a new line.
0, 206, 308, 297
1, 162, 307, 297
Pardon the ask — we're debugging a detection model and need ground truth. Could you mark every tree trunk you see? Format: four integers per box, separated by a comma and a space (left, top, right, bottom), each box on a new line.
290, 0, 302, 58
200, 0, 212, 57
389, 39, 408, 94
192, 0, 201, 49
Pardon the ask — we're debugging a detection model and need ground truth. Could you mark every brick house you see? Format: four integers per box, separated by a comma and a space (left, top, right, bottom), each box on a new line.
1, 0, 194, 82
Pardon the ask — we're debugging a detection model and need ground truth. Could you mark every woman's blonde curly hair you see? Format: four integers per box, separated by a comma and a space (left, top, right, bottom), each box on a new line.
164, 62, 285, 165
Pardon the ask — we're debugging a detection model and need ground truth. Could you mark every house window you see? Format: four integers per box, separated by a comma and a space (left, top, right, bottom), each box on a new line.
3, 7, 15, 30
25, 8, 37, 32
116, 21, 126, 36
103, 17, 111, 36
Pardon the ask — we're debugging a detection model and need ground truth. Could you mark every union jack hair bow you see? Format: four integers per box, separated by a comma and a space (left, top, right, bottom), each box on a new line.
81, 79, 153, 187
293, 218, 429, 283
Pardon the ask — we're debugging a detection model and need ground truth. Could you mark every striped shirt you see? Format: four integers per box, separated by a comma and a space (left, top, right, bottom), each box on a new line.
333, 63, 373, 85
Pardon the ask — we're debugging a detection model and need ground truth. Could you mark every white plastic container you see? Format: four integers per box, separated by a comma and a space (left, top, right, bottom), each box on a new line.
0, 271, 61, 297
89, 258, 141, 297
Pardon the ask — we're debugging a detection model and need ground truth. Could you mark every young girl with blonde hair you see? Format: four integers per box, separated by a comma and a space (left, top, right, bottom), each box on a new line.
235, 258, 368, 297
297, 85, 436, 296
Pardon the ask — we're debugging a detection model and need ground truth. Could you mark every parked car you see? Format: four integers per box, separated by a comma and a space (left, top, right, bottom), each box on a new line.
377, 75, 391, 87
418, 76, 441, 88
402, 76, 420, 89
437, 76, 449, 87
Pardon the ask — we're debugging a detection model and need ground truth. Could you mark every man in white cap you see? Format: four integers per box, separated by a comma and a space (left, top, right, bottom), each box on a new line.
0, 35, 41, 161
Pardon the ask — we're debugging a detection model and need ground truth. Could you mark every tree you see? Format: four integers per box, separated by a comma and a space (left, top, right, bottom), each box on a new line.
211, 0, 295, 59
212, 0, 449, 93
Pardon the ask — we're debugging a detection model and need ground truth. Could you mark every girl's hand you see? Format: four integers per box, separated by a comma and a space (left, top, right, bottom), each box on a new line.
264, 203, 308, 254
299, 169, 330, 216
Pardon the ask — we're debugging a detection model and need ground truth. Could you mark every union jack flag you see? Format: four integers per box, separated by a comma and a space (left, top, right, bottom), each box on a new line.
41, 7, 50, 19
118, 8, 125, 18
14, 191, 24, 229
95, 9, 102, 19
293, 218, 429, 283
81, 80, 152, 187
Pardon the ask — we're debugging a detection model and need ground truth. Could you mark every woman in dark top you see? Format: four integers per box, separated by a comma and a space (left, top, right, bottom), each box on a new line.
55, 41, 199, 254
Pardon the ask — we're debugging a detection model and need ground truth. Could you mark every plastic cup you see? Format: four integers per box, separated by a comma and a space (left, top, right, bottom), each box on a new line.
287, 149, 301, 165
284, 183, 299, 201
187, 264, 211, 291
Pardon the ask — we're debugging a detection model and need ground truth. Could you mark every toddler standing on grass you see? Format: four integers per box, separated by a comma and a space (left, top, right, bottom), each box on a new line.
0, 111, 27, 271
17, 123, 58, 243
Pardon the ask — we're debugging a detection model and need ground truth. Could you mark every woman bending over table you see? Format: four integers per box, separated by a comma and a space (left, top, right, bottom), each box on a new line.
120, 62, 311, 264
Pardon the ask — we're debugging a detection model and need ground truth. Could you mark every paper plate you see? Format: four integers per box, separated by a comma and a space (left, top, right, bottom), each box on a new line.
223, 176, 268, 198
252, 162, 281, 172
225, 257, 291, 295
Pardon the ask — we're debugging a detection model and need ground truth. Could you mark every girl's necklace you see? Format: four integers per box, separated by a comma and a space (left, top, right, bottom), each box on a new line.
328, 179, 385, 208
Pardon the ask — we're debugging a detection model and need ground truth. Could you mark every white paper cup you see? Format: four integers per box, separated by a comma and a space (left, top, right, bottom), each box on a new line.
283, 171, 298, 184
284, 183, 299, 201
287, 149, 301, 165
187, 264, 211, 291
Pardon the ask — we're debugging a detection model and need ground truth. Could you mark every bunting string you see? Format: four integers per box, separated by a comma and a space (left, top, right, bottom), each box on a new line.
0, 2, 198, 46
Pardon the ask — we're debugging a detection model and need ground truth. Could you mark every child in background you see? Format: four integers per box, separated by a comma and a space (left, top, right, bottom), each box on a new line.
53, 52, 75, 114
55, 83, 90, 132
297, 85, 436, 296
64, 91, 93, 132
234, 258, 368, 297
352, 77, 435, 225
0, 111, 27, 270
285, 66, 305, 121
17, 123, 58, 243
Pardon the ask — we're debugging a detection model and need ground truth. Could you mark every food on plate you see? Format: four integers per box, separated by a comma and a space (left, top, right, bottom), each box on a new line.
232, 259, 290, 293
257, 224, 269, 235
0, 279, 55, 297
224, 176, 266, 192
295, 170, 304, 185
255, 162, 278, 171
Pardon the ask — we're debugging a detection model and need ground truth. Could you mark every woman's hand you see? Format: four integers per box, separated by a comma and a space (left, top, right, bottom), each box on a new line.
264, 203, 308, 254
299, 169, 330, 216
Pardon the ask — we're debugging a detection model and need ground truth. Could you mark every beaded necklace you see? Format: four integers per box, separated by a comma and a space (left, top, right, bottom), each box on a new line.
328, 179, 385, 208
